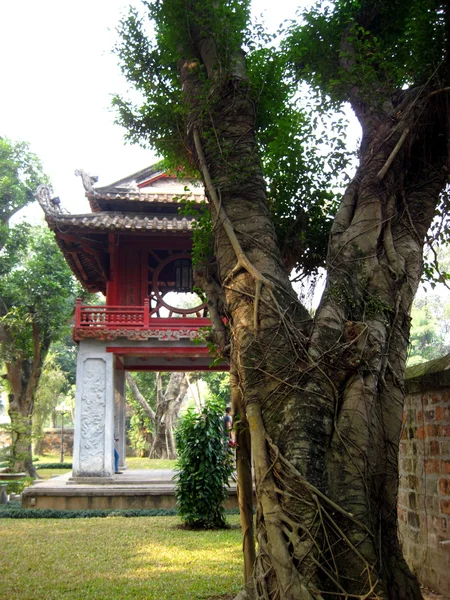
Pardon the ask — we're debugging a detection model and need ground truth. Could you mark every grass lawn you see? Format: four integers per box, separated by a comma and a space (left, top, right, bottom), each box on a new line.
34, 454, 177, 479
0, 515, 243, 599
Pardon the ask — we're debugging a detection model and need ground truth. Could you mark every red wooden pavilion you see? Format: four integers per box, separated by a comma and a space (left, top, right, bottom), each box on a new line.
37, 166, 224, 479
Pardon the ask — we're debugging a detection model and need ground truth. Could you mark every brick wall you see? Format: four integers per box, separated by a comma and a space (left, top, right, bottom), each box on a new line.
39, 428, 74, 456
0, 429, 11, 449
399, 357, 450, 595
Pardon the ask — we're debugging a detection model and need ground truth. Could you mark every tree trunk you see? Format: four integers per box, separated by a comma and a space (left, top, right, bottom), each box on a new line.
125, 372, 156, 422
149, 372, 188, 459
6, 323, 49, 476
177, 20, 450, 598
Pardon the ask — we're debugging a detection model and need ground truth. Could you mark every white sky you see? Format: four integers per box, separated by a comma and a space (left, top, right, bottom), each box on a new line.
0, 0, 304, 217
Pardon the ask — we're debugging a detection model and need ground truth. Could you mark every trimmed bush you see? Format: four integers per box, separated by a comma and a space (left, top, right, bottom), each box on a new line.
175, 397, 234, 529
0, 502, 240, 519
36, 462, 72, 469
0, 504, 179, 518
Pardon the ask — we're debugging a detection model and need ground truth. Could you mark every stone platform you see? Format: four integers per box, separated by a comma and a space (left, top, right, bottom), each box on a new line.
21, 470, 240, 511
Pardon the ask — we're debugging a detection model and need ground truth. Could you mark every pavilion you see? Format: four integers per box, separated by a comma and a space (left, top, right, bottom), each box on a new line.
34, 166, 224, 482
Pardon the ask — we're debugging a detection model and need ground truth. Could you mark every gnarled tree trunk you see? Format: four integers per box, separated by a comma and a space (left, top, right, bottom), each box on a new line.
6, 323, 50, 477
149, 372, 188, 459
126, 371, 189, 460
176, 14, 449, 600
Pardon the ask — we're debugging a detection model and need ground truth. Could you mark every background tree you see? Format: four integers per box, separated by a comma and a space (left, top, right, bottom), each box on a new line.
0, 137, 47, 250
32, 351, 75, 455
407, 294, 450, 366
149, 372, 189, 459
0, 225, 77, 475
114, 3, 450, 595
126, 370, 230, 458
126, 372, 157, 456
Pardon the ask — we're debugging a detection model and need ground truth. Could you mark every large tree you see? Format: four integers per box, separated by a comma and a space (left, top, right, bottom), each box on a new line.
126, 371, 189, 459
0, 137, 47, 250
0, 226, 77, 475
114, 1, 450, 598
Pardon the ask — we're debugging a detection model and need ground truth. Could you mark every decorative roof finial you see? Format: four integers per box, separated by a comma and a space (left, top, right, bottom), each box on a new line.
75, 169, 98, 194
34, 184, 66, 214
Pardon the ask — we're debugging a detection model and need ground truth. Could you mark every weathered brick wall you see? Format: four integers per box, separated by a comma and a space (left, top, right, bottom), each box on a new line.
0, 429, 74, 455
399, 360, 450, 595
0, 429, 11, 449
38, 429, 74, 456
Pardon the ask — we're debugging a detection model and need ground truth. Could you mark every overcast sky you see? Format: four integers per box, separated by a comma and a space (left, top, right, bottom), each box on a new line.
0, 0, 304, 217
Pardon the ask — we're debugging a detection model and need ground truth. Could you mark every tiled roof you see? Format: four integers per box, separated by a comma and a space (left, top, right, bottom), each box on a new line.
88, 190, 205, 203
46, 212, 195, 232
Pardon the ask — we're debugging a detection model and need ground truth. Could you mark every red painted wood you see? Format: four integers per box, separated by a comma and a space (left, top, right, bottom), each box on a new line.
75, 304, 210, 329
75, 298, 82, 327
127, 364, 228, 372
137, 172, 176, 188
106, 347, 212, 356
143, 298, 150, 328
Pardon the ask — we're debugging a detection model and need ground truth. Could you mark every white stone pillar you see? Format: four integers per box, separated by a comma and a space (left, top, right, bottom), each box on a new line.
114, 365, 127, 470
72, 340, 115, 478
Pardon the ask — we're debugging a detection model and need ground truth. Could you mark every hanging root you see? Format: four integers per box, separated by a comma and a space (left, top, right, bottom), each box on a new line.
193, 127, 273, 331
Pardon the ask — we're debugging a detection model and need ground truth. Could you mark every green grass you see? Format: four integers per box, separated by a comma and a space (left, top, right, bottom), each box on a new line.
126, 456, 176, 470
36, 468, 72, 479
34, 454, 176, 480
34, 453, 176, 473
0, 515, 243, 599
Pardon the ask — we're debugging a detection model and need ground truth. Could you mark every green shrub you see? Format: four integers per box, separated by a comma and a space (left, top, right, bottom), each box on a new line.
175, 397, 234, 529
36, 462, 72, 469
0, 505, 179, 518
3, 477, 33, 495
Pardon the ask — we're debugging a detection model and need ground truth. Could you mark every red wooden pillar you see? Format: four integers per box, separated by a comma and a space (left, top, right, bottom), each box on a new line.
75, 298, 82, 327
143, 298, 149, 328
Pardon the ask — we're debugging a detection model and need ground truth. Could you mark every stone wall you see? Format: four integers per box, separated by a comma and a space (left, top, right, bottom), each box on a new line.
38, 428, 74, 456
399, 356, 450, 595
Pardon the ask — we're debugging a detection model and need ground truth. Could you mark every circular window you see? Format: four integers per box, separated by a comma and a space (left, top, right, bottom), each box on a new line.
151, 254, 207, 316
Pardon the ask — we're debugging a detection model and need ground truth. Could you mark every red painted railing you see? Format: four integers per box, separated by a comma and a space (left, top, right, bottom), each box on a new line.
75, 298, 150, 328
74, 299, 210, 330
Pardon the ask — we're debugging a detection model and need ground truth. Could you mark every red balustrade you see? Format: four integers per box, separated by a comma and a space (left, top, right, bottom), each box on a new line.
74, 298, 209, 330
75, 299, 148, 328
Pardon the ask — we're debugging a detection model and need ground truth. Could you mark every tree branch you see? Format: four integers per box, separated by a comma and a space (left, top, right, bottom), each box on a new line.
125, 372, 155, 422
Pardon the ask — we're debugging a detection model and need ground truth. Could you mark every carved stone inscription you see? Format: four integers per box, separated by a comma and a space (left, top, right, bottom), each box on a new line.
79, 358, 106, 472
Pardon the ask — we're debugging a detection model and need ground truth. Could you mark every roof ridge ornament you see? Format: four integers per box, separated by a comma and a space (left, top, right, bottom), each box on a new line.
34, 184, 66, 214
75, 169, 98, 194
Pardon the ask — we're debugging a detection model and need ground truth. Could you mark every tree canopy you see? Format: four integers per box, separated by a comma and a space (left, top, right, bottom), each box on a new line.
114, 1, 450, 598
0, 224, 78, 473
0, 137, 47, 249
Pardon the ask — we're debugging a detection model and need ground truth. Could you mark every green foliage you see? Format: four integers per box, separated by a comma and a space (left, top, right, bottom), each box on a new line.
202, 372, 230, 406
126, 372, 159, 456
0, 504, 179, 518
407, 293, 450, 366
287, 0, 447, 106
247, 44, 351, 275
114, 0, 353, 278
35, 462, 73, 469
113, 0, 251, 165
178, 198, 213, 267
2, 476, 33, 495
0, 417, 32, 471
0, 137, 47, 248
33, 353, 73, 451
175, 397, 234, 528
0, 226, 78, 362
51, 335, 78, 387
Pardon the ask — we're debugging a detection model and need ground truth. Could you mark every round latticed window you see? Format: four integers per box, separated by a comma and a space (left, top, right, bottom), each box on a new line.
150, 253, 207, 317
